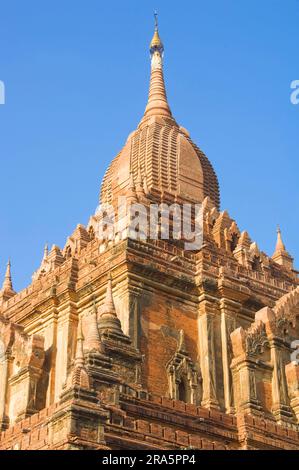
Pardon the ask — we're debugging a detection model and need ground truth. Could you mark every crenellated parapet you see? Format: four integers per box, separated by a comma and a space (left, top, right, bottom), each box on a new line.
201, 196, 297, 283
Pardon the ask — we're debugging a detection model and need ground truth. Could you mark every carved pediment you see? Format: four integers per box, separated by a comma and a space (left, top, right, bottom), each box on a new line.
166, 330, 201, 404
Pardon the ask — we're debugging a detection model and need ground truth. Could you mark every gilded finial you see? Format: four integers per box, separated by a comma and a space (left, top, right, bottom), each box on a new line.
140, 11, 174, 124
150, 12, 164, 55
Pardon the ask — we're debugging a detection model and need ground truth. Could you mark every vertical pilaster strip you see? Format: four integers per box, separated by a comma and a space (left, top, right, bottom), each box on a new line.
0, 354, 12, 430
270, 341, 293, 422
220, 299, 238, 414
198, 297, 219, 409
54, 300, 78, 401
128, 287, 143, 350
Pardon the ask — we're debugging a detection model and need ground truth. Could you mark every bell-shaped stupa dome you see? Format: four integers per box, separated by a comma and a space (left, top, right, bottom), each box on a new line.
100, 16, 220, 209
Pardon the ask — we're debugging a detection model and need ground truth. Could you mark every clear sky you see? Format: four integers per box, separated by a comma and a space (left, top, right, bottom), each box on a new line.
0, 0, 298, 292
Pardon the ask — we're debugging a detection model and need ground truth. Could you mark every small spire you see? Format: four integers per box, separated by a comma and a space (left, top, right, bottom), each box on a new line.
127, 171, 138, 203
85, 297, 103, 352
42, 243, 49, 263
98, 274, 125, 335
2, 259, 14, 293
44, 243, 49, 257
272, 225, 293, 270
71, 318, 90, 390
275, 225, 286, 253
102, 274, 117, 317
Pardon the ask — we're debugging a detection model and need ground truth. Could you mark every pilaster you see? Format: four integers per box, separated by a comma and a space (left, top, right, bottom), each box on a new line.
219, 298, 238, 413
285, 362, 299, 422
0, 354, 12, 430
198, 296, 219, 409
270, 340, 293, 423
54, 297, 78, 401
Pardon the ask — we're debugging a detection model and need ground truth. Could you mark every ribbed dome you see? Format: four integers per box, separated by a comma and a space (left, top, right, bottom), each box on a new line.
101, 119, 219, 208
100, 24, 220, 209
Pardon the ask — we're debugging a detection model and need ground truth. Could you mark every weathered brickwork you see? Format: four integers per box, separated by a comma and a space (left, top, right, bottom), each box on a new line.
0, 23, 298, 450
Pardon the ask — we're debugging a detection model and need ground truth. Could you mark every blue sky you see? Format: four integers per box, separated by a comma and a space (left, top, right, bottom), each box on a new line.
0, 0, 298, 291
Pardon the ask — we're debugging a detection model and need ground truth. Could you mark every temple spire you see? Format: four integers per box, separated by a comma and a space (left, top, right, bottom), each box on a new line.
69, 318, 91, 390
42, 243, 49, 262
0, 260, 16, 303
0, 259, 16, 302
85, 297, 103, 352
102, 274, 117, 317
98, 274, 125, 336
272, 226, 293, 270
274, 226, 286, 253
2, 259, 13, 292
140, 13, 174, 125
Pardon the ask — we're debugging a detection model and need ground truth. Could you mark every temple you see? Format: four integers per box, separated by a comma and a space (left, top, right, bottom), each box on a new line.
0, 18, 298, 450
